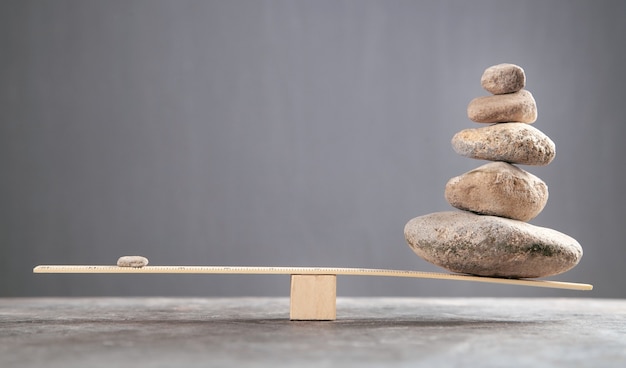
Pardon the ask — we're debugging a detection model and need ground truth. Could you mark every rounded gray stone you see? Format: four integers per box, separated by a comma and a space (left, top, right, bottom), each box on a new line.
444, 162, 548, 221
451, 122, 556, 166
404, 211, 583, 278
467, 89, 537, 124
117, 256, 149, 268
481, 63, 526, 94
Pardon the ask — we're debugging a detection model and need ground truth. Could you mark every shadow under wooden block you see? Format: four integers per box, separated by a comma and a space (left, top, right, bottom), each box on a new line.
290, 274, 337, 321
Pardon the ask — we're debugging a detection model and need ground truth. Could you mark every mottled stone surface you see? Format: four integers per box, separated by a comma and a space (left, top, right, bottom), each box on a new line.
481, 63, 526, 94
445, 162, 548, 221
117, 256, 149, 268
467, 90, 537, 123
451, 123, 556, 166
404, 211, 583, 278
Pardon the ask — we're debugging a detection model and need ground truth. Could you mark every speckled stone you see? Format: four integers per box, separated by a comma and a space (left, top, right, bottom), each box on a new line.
117, 256, 149, 268
444, 162, 548, 222
481, 63, 526, 94
404, 211, 583, 278
467, 90, 537, 124
451, 123, 556, 166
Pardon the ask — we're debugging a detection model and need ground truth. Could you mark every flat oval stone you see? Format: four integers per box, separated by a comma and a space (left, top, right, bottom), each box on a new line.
445, 162, 548, 221
404, 211, 583, 278
481, 63, 525, 94
467, 90, 537, 123
451, 123, 556, 166
117, 256, 149, 268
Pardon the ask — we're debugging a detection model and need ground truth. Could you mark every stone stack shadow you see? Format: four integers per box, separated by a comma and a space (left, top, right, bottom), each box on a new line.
404, 64, 583, 279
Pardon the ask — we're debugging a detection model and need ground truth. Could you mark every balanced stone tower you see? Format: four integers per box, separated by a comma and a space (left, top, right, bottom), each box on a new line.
404, 63, 583, 279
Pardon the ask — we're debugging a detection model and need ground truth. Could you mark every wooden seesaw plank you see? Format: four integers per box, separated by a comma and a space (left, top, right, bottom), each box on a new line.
33, 265, 593, 291
33, 265, 592, 321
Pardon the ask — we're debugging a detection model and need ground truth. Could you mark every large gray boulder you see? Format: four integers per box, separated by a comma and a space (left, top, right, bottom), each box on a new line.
404, 211, 583, 278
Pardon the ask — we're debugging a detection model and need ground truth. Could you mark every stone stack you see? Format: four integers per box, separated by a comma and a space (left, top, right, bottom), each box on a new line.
404, 63, 583, 279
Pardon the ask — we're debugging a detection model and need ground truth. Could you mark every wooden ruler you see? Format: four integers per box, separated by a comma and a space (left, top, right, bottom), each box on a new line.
33, 265, 592, 291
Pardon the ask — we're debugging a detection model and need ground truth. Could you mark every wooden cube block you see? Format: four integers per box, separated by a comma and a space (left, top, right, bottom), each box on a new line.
289, 274, 337, 321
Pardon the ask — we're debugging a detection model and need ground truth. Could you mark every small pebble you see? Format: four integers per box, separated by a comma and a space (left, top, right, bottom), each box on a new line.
117, 256, 149, 268
481, 63, 526, 94
467, 89, 537, 124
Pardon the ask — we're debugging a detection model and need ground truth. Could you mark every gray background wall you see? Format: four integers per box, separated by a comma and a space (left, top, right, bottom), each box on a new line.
2, 0, 625, 298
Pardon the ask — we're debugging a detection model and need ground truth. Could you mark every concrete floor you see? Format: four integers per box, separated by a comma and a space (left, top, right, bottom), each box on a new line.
1, 297, 625, 367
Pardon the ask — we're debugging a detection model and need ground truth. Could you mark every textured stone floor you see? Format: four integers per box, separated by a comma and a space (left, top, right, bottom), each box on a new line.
1, 297, 625, 367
